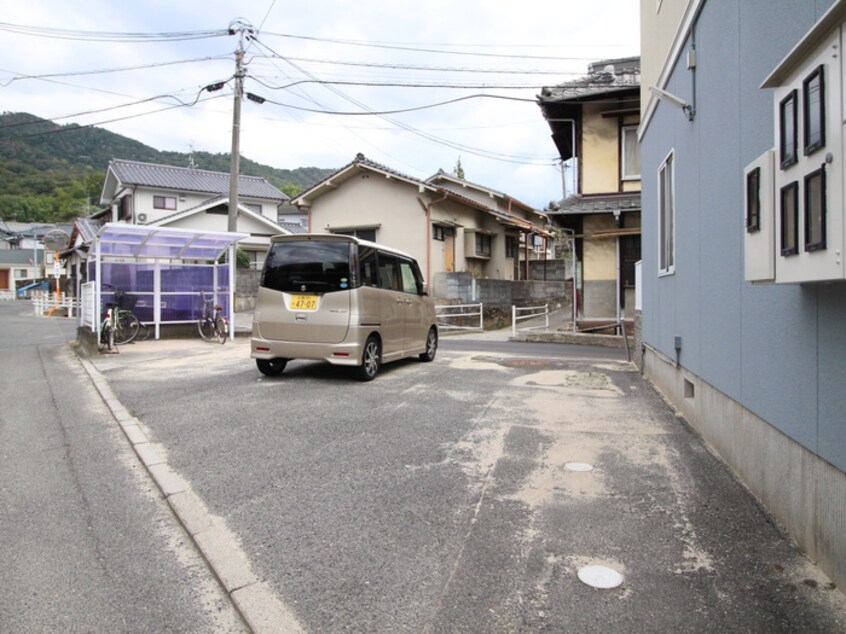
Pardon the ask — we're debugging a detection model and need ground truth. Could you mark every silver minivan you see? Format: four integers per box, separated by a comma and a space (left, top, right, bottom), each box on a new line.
250, 234, 438, 381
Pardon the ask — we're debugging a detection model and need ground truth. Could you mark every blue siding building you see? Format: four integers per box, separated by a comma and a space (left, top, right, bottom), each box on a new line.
640, 0, 845, 590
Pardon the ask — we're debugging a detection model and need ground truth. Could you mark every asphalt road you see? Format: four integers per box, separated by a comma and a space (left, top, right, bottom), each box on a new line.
0, 301, 246, 632
3, 300, 845, 632
89, 325, 844, 632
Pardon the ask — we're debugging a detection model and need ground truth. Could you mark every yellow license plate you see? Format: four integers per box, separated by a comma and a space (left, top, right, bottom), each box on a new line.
289, 294, 318, 310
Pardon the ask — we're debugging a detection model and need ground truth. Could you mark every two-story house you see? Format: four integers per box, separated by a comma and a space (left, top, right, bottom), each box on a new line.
291, 153, 552, 288
0, 222, 72, 297
98, 159, 291, 269
538, 57, 641, 327
639, 0, 846, 591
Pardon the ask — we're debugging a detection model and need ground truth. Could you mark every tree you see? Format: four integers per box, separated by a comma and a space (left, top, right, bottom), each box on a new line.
452, 156, 465, 180
281, 183, 302, 198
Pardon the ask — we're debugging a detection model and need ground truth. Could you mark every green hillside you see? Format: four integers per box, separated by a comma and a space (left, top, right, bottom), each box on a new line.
0, 112, 335, 222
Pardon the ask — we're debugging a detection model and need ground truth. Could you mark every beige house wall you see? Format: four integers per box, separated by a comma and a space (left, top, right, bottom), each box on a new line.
309, 175, 429, 266
306, 173, 535, 284
581, 103, 621, 194
583, 215, 618, 281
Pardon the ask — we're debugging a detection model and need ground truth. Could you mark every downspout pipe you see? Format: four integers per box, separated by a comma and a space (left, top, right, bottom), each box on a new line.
417, 194, 448, 289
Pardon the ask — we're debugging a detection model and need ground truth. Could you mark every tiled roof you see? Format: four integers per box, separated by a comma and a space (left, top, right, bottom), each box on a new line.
109, 159, 289, 201
538, 56, 640, 103
0, 249, 37, 265
296, 153, 549, 233
277, 222, 308, 234
546, 192, 641, 215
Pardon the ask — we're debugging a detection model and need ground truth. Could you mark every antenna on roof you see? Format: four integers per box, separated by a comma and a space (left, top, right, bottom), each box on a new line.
187, 144, 197, 169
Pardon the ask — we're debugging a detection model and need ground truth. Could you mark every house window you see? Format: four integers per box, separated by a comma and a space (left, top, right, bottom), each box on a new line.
779, 90, 798, 168
746, 167, 761, 233
505, 236, 517, 258
433, 225, 445, 241
780, 181, 799, 256
804, 167, 826, 251
334, 228, 377, 242
153, 195, 177, 210
803, 65, 825, 156
245, 203, 262, 214
475, 233, 492, 257
622, 125, 641, 180
658, 151, 675, 274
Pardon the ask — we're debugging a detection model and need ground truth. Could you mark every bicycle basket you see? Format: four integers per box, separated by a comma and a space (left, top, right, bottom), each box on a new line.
117, 293, 139, 311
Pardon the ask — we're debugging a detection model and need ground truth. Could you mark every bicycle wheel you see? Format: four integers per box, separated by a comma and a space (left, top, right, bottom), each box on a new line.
100, 322, 115, 352
114, 311, 140, 345
214, 316, 228, 344
198, 316, 215, 340
137, 322, 151, 341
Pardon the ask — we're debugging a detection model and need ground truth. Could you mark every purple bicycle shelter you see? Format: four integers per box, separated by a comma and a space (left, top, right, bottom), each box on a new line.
82, 223, 247, 341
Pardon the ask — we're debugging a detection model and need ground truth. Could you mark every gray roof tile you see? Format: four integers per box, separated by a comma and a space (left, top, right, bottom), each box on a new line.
109, 159, 288, 201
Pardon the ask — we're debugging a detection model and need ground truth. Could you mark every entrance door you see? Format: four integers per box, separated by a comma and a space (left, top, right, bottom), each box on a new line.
444, 231, 455, 272
0, 269, 9, 292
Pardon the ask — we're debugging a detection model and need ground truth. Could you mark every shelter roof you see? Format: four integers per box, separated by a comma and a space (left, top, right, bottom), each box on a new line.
94, 223, 247, 261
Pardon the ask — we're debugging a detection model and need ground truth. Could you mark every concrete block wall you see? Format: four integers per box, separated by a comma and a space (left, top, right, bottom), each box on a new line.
528, 259, 573, 281
432, 272, 569, 309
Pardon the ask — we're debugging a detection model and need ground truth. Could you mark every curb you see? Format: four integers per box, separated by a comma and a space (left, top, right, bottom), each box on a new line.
76, 352, 304, 634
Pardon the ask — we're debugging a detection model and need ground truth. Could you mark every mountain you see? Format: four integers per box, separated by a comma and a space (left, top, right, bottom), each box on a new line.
0, 112, 336, 222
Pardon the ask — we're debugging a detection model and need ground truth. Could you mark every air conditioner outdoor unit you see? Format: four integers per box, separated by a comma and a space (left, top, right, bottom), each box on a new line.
137, 213, 148, 223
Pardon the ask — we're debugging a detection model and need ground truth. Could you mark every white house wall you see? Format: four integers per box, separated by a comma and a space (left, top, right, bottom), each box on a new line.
131, 189, 276, 224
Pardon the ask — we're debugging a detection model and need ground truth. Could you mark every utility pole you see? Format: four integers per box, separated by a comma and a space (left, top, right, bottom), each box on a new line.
227, 22, 249, 233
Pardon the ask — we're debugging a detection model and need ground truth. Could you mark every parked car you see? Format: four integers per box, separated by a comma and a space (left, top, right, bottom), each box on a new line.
251, 233, 438, 381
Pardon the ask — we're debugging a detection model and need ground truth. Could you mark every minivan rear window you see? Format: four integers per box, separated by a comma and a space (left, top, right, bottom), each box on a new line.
262, 240, 352, 293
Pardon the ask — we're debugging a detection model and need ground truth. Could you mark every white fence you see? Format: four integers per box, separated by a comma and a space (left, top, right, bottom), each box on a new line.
435, 302, 484, 332
512, 304, 550, 335
31, 291, 80, 318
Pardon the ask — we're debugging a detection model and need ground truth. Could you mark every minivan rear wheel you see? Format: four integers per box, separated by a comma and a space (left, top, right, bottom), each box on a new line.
257, 358, 287, 376
419, 327, 438, 362
356, 336, 381, 381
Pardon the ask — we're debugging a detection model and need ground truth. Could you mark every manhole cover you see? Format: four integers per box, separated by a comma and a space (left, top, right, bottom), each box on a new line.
564, 462, 594, 472
577, 565, 624, 589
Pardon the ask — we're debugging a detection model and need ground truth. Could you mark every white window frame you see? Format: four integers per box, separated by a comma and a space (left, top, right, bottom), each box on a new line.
153, 195, 177, 210
658, 149, 675, 275
622, 125, 641, 181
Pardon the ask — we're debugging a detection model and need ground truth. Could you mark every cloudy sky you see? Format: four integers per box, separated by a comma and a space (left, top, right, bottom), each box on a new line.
1, 1, 640, 209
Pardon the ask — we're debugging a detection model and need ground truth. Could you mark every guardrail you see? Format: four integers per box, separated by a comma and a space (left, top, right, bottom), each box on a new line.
512, 303, 549, 336
31, 291, 80, 318
435, 302, 484, 332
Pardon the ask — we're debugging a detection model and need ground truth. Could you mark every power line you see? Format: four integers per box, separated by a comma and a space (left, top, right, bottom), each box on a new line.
249, 37, 558, 165
248, 74, 570, 91
260, 31, 621, 62
0, 21, 228, 42
253, 52, 570, 76
256, 92, 533, 116
0, 55, 230, 87
17, 93, 226, 138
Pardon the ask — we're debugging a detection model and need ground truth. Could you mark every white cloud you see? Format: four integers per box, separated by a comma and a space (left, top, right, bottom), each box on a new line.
0, 1, 640, 208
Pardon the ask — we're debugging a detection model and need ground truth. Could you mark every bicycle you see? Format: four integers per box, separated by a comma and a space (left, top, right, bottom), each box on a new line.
99, 299, 118, 353
198, 290, 228, 344
99, 286, 143, 352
